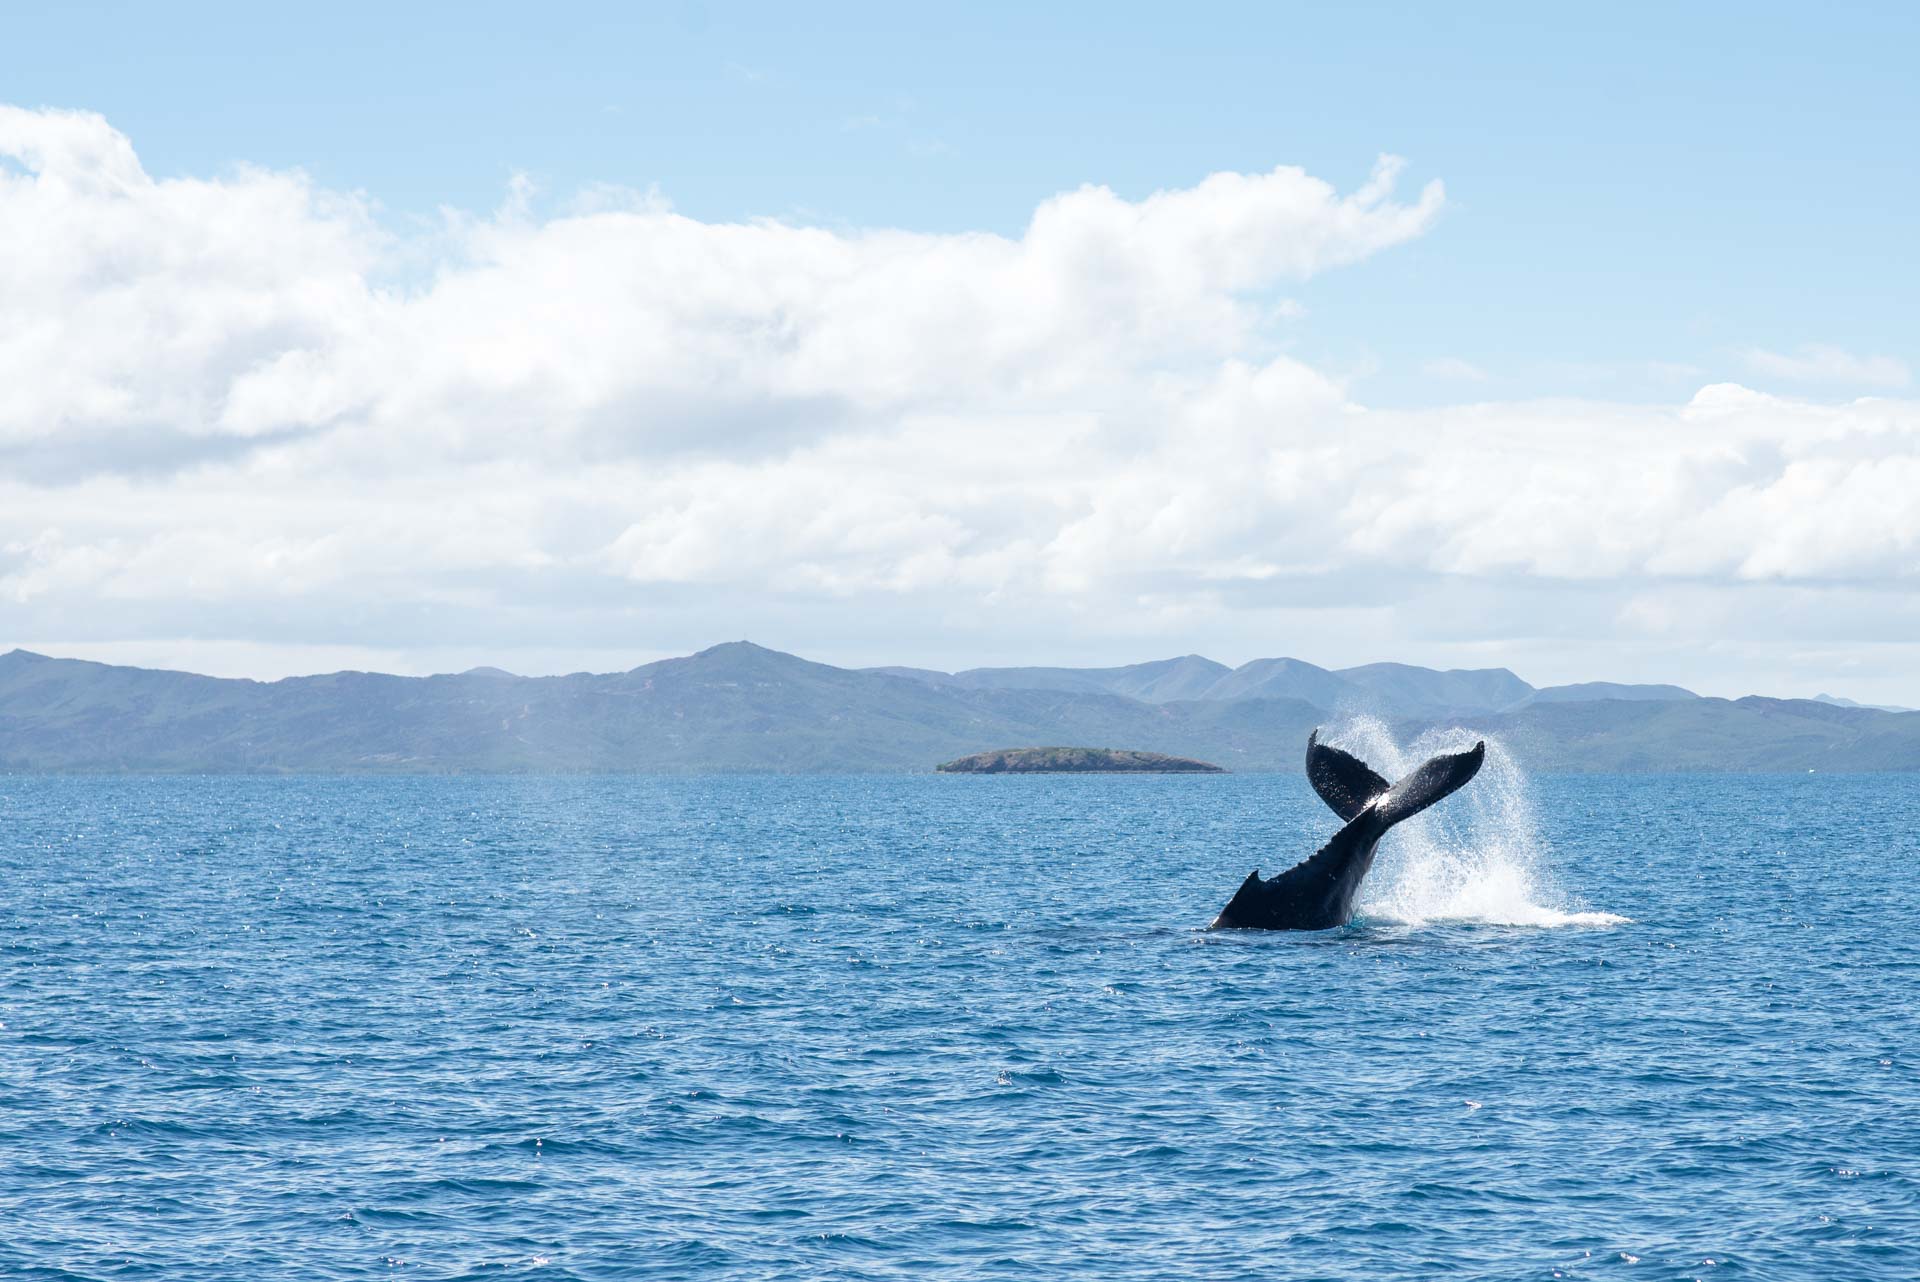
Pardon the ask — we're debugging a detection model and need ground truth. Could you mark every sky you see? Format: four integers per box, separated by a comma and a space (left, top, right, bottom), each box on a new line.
2, 3, 1918, 701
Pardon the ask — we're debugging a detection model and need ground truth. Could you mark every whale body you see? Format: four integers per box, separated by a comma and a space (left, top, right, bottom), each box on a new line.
1210, 730, 1485, 931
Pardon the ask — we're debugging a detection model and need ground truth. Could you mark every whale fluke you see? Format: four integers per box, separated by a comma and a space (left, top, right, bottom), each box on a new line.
1372, 740, 1485, 827
1211, 732, 1486, 931
1305, 728, 1391, 821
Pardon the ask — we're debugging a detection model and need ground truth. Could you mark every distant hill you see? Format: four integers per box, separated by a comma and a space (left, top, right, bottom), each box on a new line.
1526, 681, 1698, 704
0, 643, 1320, 774
1815, 692, 1916, 714
886, 653, 1542, 716
1200, 656, 1357, 708
1333, 661, 1534, 718
1483, 696, 1920, 773
895, 654, 1234, 703
3, 642, 1918, 773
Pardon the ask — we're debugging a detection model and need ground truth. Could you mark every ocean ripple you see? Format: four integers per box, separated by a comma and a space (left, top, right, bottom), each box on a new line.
2, 769, 1918, 1278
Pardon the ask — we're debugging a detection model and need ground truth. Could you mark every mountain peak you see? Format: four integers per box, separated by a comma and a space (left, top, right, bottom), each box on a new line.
1232, 656, 1324, 673
1202, 656, 1349, 705
661, 640, 840, 678
696, 640, 784, 659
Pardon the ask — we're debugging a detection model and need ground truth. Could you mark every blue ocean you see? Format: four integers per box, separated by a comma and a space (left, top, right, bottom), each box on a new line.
4, 731, 1918, 1280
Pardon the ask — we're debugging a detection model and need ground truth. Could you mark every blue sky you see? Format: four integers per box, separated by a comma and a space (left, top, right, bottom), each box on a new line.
2, 4, 1918, 699
10, 2, 1916, 406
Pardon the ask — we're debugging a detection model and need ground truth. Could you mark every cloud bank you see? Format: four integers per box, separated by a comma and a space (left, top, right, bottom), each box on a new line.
3, 105, 1917, 699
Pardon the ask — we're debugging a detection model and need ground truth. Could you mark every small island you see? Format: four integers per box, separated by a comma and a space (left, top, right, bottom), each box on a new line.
936, 747, 1226, 774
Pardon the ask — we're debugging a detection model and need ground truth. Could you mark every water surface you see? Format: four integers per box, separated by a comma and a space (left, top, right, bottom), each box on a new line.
3, 758, 1917, 1279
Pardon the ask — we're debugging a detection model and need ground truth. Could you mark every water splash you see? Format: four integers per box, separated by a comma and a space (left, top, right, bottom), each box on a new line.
1328, 717, 1627, 928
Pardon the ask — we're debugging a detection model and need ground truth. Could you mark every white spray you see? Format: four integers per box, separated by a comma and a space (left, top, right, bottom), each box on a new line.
1328, 717, 1626, 928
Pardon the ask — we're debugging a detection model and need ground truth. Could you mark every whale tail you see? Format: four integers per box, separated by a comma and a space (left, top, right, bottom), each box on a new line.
1307, 730, 1485, 829
1212, 733, 1487, 931
1305, 729, 1391, 821
1372, 740, 1486, 828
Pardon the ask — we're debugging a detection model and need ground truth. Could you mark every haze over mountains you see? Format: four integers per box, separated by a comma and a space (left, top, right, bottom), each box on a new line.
3, 642, 1917, 774
870, 654, 1677, 719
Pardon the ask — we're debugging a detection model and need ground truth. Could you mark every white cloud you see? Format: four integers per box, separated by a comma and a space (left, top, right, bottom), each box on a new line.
1741, 343, 1910, 389
2, 104, 1919, 696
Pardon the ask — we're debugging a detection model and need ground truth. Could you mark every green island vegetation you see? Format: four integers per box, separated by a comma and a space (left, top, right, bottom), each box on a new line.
936, 747, 1225, 774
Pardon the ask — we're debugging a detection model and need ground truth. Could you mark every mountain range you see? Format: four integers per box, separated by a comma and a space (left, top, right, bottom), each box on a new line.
2, 642, 1917, 773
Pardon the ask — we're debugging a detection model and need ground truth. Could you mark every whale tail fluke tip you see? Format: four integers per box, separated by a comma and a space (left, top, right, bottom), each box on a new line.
1373, 740, 1486, 828
1305, 730, 1393, 821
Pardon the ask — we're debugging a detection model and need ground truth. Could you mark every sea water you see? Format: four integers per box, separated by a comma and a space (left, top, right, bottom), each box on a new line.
3, 747, 1918, 1279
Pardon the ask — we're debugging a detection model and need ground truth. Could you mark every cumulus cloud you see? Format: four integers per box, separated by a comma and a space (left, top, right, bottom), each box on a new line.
0, 105, 1442, 461
1741, 343, 1911, 389
2, 104, 1918, 696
